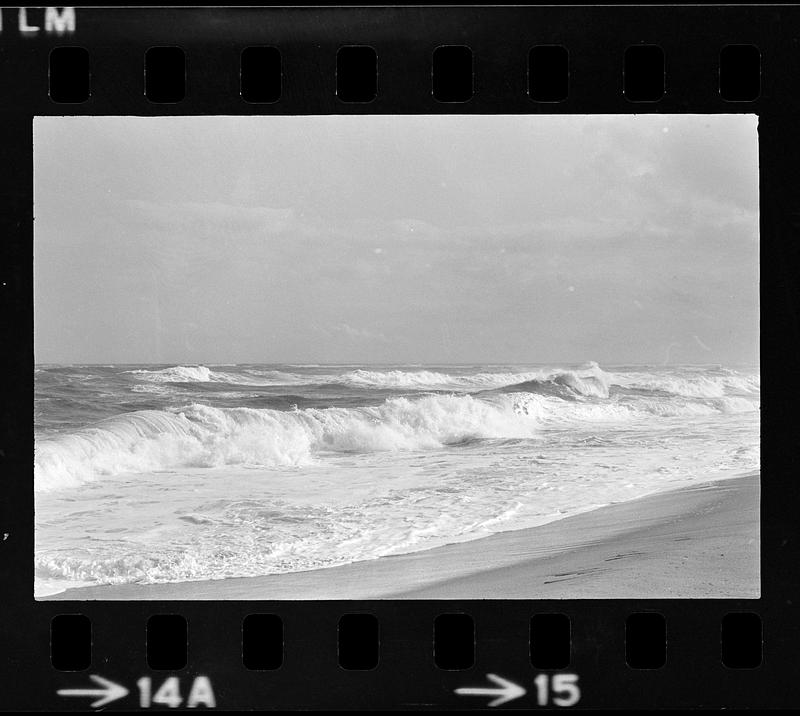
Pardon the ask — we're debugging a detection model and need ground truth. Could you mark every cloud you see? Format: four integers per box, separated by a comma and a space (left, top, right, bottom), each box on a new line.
34, 114, 759, 364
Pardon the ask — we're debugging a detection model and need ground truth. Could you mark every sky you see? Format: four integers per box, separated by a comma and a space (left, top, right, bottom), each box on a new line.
34, 114, 759, 366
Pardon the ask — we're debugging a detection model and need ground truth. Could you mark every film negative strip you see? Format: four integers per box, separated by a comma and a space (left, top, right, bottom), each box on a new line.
0, 3, 795, 710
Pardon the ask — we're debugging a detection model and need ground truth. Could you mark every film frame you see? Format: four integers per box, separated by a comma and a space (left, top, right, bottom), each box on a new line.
0, 3, 796, 710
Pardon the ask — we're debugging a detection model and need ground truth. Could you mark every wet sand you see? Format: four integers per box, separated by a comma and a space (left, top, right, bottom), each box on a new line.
46, 473, 759, 600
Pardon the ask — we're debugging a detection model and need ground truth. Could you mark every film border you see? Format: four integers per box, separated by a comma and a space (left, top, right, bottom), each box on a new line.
0, 4, 796, 710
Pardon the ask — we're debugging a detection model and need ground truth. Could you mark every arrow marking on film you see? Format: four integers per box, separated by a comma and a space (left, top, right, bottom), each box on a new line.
57, 674, 129, 708
455, 673, 526, 707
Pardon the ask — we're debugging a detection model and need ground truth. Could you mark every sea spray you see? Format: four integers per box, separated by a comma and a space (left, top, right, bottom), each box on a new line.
35, 386, 758, 492
34, 394, 541, 491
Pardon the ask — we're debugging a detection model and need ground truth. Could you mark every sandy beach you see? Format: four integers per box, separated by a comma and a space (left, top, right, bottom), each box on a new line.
45, 472, 758, 600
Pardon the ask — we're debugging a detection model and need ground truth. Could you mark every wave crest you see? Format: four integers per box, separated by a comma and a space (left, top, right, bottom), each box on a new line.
616, 372, 760, 398
126, 365, 306, 386
340, 362, 613, 395
34, 394, 540, 492
498, 362, 611, 399
128, 365, 214, 382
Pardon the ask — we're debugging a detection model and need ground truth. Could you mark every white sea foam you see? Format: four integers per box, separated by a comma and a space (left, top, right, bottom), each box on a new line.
128, 365, 215, 382
614, 371, 760, 398
123, 363, 758, 399
34, 382, 758, 493
341, 361, 612, 395
502, 392, 757, 425
34, 361, 761, 593
126, 365, 308, 386
34, 394, 541, 492
341, 368, 531, 388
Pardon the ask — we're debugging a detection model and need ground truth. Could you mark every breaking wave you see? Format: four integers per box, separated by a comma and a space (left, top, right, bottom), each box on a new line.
494, 362, 612, 399
127, 365, 215, 382
33, 394, 540, 492
34, 379, 758, 493
341, 362, 612, 394
126, 365, 307, 386
123, 363, 758, 402
614, 371, 760, 398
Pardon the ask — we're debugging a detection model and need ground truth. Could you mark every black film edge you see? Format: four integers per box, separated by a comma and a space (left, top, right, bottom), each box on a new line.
0, 5, 796, 711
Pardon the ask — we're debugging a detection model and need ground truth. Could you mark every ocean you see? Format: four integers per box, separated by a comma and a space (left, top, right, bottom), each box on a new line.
33, 362, 760, 597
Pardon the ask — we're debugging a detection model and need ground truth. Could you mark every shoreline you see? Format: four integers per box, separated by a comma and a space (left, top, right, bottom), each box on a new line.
44, 472, 759, 600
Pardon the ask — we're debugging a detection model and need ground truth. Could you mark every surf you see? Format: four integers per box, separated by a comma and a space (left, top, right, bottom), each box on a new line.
33, 394, 542, 491
34, 381, 759, 493
339, 361, 613, 393
125, 365, 311, 386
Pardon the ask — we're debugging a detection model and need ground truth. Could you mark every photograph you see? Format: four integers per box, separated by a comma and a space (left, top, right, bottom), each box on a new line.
33, 114, 759, 599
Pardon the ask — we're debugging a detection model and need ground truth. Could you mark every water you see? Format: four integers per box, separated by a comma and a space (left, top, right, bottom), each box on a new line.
34, 362, 760, 596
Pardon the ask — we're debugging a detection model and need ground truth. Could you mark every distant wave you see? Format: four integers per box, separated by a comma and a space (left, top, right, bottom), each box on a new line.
119, 362, 759, 400
340, 367, 550, 389
126, 365, 309, 386
492, 362, 612, 399
340, 362, 760, 400
502, 391, 757, 425
340, 362, 612, 393
125, 362, 614, 393
613, 372, 760, 398
127, 365, 215, 382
